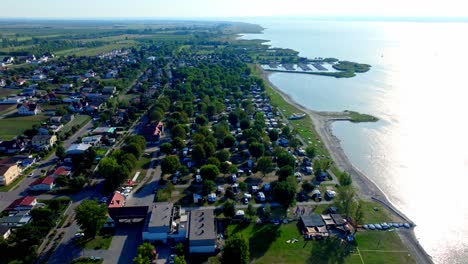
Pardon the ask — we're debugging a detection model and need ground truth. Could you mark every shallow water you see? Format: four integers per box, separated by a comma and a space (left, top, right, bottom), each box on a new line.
241, 19, 468, 264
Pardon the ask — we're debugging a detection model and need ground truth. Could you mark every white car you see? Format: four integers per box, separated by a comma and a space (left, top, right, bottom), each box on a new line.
74, 232, 84, 239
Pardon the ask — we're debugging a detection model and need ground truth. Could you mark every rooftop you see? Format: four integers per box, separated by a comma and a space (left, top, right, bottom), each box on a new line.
188, 209, 216, 241
148, 202, 173, 230
301, 214, 326, 227
30, 176, 54, 186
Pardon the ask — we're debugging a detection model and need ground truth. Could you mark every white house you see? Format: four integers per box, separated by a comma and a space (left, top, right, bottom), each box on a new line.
66, 143, 92, 155
81, 135, 102, 145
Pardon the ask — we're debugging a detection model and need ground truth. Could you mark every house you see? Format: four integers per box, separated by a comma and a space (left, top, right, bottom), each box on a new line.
69, 102, 84, 112
0, 161, 21, 186
22, 87, 36, 96
29, 176, 55, 191
31, 74, 46, 81
104, 70, 118, 79
5, 196, 37, 211
3, 57, 14, 64
63, 114, 75, 122
102, 86, 116, 95
0, 96, 26, 104
16, 79, 26, 86
51, 166, 72, 177
0, 226, 12, 239
49, 116, 62, 124
84, 70, 96, 78
0, 211, 32, 227
85, 102, 104, 112
31, 135, 57, 150
141, 121, 164, 144
17, 102, 40, 115
108, 191, 125, 208
142, 202, 174, 243
81, 135, 102, 145
0, 79, 6, 87
66, 143, 92, 155
92, 127, 116, 135
188, 209, 216, 254
0, 139, 27, 154
299, 214, 329, 239
61, 84, 74, 90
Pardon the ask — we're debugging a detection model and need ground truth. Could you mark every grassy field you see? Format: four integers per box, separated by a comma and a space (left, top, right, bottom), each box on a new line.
60, 115, 91, 135
0, 88, 19, 98
76, 235, 112, 250
0, 114, 48, 140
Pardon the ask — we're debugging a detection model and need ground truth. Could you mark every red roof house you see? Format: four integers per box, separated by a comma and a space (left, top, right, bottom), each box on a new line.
29, 177, 55, 191
108, 191, 125, 208
6, 196, 37, 211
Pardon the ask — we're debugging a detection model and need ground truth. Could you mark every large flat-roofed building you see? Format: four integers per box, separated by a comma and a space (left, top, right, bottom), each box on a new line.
142, 202, 173, 243
188, 209, 216, 254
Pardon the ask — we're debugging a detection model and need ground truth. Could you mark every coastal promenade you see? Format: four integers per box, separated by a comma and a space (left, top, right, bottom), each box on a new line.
261, 69, 434, 264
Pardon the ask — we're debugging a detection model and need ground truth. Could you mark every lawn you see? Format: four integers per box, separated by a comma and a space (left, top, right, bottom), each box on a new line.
59, 114, 91, 135
0, 88, 19, 98
76, 235, 113, 250
0, 114, 48, 140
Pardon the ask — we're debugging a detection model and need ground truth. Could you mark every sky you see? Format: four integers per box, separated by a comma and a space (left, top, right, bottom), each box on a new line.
1, 0, 467, 19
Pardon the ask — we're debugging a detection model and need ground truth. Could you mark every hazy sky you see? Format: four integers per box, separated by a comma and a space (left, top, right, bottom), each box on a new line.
1, 0, 467, 19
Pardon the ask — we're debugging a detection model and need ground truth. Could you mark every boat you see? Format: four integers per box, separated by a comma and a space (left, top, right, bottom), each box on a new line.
368, 224, 376, 230
362, 224, 368, 229
375, 224, 383, 230
403, 223, 411, 228
289, 113, 306, 120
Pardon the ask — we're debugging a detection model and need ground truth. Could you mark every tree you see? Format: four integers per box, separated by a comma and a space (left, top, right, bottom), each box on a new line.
273, 176, 297, 207
174, 256, 187, 264
263, 203, 272, 219
175, 242, 185, 256
246, 203, 256, 219
277, 165, 294, 181
276, 152, 295, 168
203, 180, 216, 195
191, 144, 206, 164
222, 233, 250, 264
200, 164, 220, 181
215, 149, 230, 162
256, 156, 272, 177
223, 135, 236, 148
195, 115, 208, 126
133, 254, 151, 264
160, 142, 172, 154
75, 200, 107, 238
239, 119, 250, 130
354, 200, 364, 224
171, 137, 186, 150
124, 142, 143, 158
137, 242, 156, 261
207, 157, 221, 168
98, 157, 119, 178
56, 143, 66, 160
334, 186, 356, 219
281, 126, 291, 139
149, 109, 164, 122
161, 155, 181, 175
339, 171, 352, 186
305, 145, 315, 159
222, 200, 236, 218
171, 124, 187, 139
268, 129, 279, 142
248, 142, 264, 160
228, 112, 239, 127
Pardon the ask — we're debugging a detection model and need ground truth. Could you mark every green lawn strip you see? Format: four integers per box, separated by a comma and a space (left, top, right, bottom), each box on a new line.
59, 115, 91, 135
0, 89, 19, 98
70, 257, 103, 264
77, 235, 113, 250
359, 251, 415, 264
0, 115, 48, 140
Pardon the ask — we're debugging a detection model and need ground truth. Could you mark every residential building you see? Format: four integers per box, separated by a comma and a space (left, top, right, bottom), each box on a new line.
5, 196, 37, 211
0, 79, 6, 87
141, 121, 164, 144
0, 139, 28, 154
29, 176, 55, 191
17, 102, 40, 115
81, 135, 102, 145
66, 143, 92, 155
51, 166, 72, 178
188, 209, 217, 254
108, 192, 125, 208
0, 226, 11, 239
31, 135, 57, 150
49, 116, 62, 123
299, 214, 329, 239
102, 86, 116, 94
0, 211, 32, 227
0, 161, 20, 186
0, 96, 26, 104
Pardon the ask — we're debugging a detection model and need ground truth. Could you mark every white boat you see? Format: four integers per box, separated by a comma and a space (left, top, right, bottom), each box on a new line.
289, 113, 306, 120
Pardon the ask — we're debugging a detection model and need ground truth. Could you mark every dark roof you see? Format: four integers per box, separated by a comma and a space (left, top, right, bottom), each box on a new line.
301, 214, 325, 227
0, 225, 11, 235
331, 214, 347, 226
6, 196, 36, 210
30, 176, 54, 186
188, 209, 216, 241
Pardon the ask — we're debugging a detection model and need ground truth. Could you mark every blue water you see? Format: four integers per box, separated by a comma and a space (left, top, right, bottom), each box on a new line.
241, 19, 468, 264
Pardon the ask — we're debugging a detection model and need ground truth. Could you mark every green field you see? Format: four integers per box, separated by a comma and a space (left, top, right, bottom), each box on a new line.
227, 222, 414, 264
60, 115, 91, 135
0, 115, 48, 140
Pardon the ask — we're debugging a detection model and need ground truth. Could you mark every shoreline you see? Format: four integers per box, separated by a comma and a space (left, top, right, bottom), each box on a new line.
261, 70, 434, 264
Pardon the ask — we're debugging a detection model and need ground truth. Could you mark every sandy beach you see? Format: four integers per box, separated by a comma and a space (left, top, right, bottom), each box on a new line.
261, 70, 434, 264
